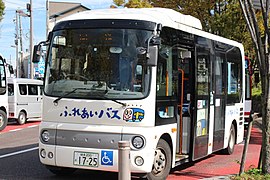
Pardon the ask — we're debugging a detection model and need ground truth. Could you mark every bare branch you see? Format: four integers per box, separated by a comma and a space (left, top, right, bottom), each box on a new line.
247, 0, 266, 72
260, 0, 270, 43
241, 0, 256, 37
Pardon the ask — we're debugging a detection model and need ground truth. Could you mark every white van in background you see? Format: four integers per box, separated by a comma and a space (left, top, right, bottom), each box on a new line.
7, 78, 43, 125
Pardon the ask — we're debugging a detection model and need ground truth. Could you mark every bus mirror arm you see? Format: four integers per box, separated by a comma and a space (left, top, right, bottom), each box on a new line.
144, 36, 160, 66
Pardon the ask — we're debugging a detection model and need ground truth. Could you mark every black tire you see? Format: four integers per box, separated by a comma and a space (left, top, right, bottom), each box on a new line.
46, 165, 76, 176
147, 139, 171, 180
17, 111, 27, 125
223, 124, 236, 155
0, 110, 8, 131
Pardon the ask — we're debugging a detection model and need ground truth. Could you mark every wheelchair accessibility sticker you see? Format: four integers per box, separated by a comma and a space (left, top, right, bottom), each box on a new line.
101, 150, 113, 166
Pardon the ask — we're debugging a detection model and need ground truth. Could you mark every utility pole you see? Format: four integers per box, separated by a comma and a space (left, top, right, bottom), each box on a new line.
16, 9, 29, 78
14, 12, 19, 77
18, 13, 24, 78
46, 0, 49, 36
29, 0, 33, 79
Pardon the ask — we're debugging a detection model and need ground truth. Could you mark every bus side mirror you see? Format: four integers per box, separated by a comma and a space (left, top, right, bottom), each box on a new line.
32, 44, 41, 63
148, 46, 158, 66
8, 65, 14, 74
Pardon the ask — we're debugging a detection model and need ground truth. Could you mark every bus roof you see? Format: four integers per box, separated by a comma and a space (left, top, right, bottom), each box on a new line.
59, 8, 203, 30
7, 78, 43, 85
56, 8, 243, 51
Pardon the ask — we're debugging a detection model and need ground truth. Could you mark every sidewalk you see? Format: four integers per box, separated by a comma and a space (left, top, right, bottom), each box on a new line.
202, 116, 262, 180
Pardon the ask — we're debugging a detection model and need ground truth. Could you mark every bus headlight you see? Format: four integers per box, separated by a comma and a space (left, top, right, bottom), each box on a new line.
41, 130, 50, 142
135, 156, 144, 166
40, 149, 46, 158
132, 136, 145, 149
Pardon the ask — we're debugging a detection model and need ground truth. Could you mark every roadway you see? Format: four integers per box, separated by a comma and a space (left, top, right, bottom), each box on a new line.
0, 120, 262, 179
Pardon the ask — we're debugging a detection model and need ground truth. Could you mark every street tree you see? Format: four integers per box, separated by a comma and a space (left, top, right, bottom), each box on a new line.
0, 0, 4, 20
0, 1, 5, 38
112, 0, 152, 8
238, 0, 270, 174
150, 0, 255, 58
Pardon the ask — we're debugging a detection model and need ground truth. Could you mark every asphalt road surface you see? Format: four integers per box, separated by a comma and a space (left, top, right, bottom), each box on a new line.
0, 121, 262, 180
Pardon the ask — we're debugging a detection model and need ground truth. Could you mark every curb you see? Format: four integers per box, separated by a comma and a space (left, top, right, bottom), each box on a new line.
202, 175, 233, 179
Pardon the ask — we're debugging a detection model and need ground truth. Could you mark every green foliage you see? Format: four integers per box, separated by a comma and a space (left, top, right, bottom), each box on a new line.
232, 168, 270, 180
113, 0, 152, 8
0, 0, 5, 21
149, 0, 255, 59
252, 82, 262, 115
252, 82, 262, 96
113, 0, 125, 7
246, 168, 262, 175
125, 0, 152, 8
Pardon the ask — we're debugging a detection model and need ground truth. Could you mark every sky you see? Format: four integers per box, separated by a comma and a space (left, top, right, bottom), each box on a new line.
0, 0, 114, 66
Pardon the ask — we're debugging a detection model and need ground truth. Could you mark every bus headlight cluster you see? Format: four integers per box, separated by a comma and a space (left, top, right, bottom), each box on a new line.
132, 136, 145, 149
40, 149, 54, 159
41, 130, 50, 142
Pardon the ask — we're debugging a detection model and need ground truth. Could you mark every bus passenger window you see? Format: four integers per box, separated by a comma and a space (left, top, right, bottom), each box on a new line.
227, 47, 242, 104
39, 85, 44, 95
158, 106, 175, 118
8, 84, 14, 96
19, 84, 27, 95
28, 85, 38, 95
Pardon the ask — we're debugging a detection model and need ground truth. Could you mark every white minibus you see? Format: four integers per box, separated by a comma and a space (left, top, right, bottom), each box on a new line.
35, 8, 245, 179
7, 78, 43, 125
0, 56, 8, 131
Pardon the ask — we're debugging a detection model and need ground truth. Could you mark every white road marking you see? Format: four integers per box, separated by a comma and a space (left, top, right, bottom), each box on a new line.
10, 128, 23, 132
0, 147, 38, 159
28, 125, 39, 128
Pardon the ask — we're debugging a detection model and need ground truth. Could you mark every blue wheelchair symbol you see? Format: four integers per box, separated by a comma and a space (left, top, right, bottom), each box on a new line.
101, 150, 113, 166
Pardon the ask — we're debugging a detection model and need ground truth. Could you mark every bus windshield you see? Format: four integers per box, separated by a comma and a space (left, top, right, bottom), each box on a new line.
44, 28, 152, 100
0, 58, 6, 95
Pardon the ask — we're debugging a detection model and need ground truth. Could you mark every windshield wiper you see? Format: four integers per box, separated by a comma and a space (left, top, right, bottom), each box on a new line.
53, 87, 126, 107
93, 91, 126, 107
91, 82, 126, 107
53, 87, 90, 104
104, 96, 126, 106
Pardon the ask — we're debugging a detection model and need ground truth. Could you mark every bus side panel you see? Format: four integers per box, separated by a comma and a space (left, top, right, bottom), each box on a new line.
224, 104, 244, 147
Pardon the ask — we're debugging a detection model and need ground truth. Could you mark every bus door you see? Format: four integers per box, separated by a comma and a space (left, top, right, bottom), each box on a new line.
176, 49, 192, 155
192, 46, 210, 160
211, 52, 226, 152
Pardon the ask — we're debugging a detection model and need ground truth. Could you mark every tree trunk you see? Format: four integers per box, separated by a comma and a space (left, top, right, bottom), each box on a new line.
239, 0, 270, 174
262, 55, 270, 173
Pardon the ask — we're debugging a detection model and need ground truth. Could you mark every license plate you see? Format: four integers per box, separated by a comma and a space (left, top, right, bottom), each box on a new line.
73, 151, 99, 167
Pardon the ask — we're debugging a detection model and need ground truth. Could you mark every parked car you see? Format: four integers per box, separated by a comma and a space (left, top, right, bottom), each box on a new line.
7, 78, 43, 124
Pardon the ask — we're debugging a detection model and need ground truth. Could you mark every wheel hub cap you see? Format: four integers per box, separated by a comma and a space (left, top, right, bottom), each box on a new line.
153, 149, 166, 174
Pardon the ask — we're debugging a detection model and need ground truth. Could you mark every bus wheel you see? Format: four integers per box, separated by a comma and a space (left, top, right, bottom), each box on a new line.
0, 110, 8, 131
46, 165, 76, 176
147, 139, 171, 180
17, 111, 27, 125
223, 124, 236, 155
